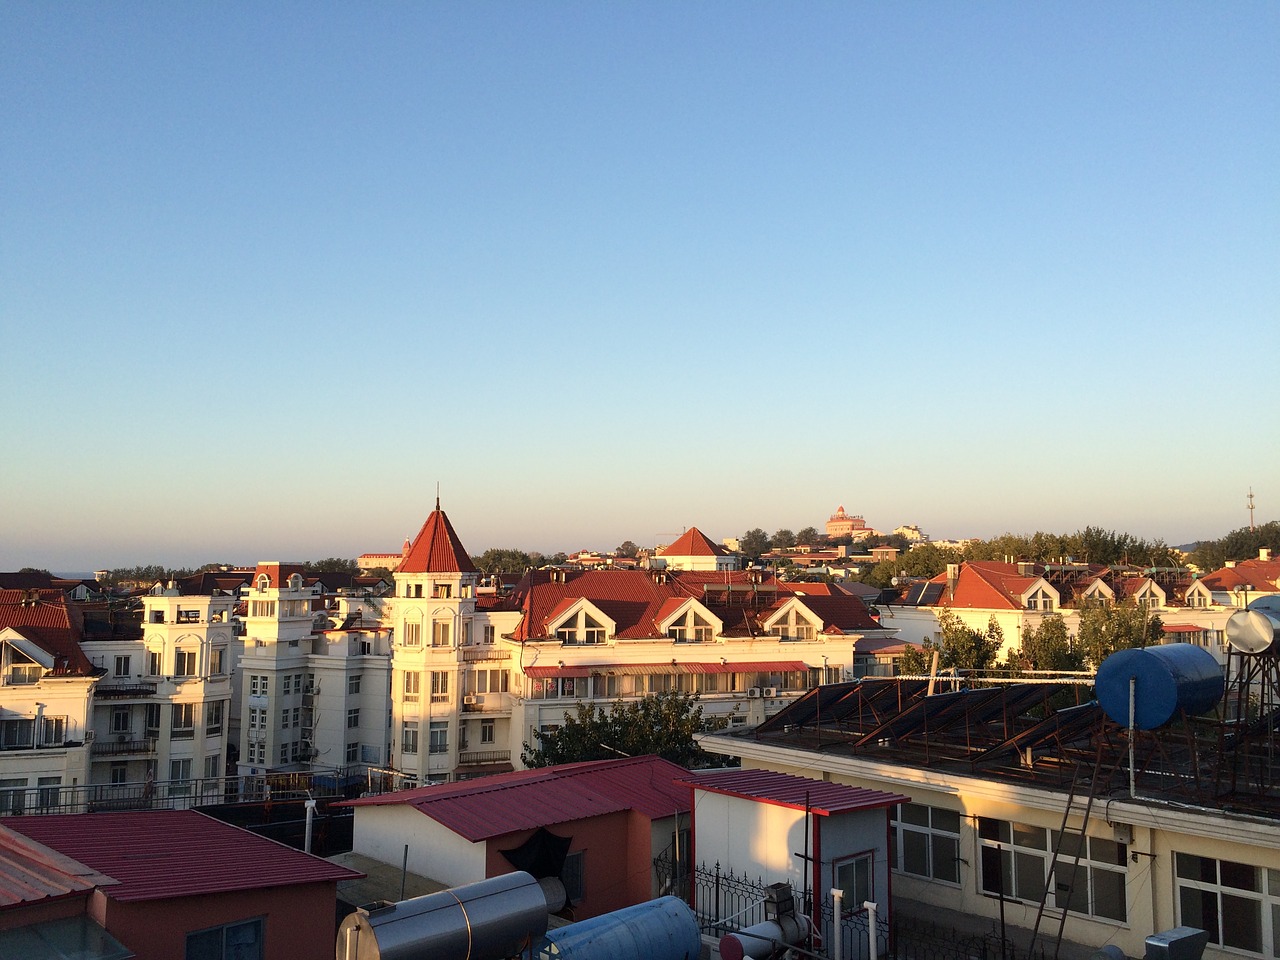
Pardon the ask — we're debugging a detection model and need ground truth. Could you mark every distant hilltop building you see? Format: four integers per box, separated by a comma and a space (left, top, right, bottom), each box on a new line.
825, 505, 880, 541
893, 524, 928, 543
357, 540, 411, 573
651, 527, 738, 573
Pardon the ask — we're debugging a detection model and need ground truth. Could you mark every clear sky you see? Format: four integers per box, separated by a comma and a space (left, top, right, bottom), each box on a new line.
2, 3, 1277, 570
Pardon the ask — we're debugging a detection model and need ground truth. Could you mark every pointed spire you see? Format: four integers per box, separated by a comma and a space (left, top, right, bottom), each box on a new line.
400, 501, 477, 574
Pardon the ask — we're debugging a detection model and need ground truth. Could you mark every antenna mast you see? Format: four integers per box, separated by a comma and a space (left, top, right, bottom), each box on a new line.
1248, 487, 1255, 531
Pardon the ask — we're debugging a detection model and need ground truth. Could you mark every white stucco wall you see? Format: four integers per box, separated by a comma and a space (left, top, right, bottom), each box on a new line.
351, 804, 486, 888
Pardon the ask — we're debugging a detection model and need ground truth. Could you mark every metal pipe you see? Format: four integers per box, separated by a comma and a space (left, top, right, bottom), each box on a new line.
1129, 676, 1136, 798
304, 798, 316, 854
863, 901, 878, 960
830, 888, 843, 960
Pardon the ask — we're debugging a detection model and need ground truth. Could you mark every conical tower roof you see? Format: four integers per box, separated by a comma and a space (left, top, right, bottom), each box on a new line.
399, 501, 477, 574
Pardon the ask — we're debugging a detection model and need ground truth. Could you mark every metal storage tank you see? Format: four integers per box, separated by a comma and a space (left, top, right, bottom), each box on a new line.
336, 871, 550, 960
534, 896, 701, 960
1095, 643, 1224, 730
1226, 609, 1280, 654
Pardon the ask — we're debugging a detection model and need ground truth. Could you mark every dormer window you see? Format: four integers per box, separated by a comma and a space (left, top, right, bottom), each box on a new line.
1026, 589, 1055, 612
287, 574, 303, 591
554, 612, 608, 645
6, 650, 41, 685
668, 610, 715, 643
769, 609, 817, 641
256, 574, 270, 593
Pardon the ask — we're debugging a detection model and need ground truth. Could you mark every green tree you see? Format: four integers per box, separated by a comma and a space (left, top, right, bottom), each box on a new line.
303, 557, 358, 574
771, 529, 796, 550
521, 691, 728, 768
615, 540, 640, 559
739, 529, 771, 558
936, 611, 1004, 671
1187, 521, 1280, 572
17, 567, 53, 577
1074, 599, 1163, 668
1007, 614, 1082, 672
795, 527, 820, 546
472, 548, 535, 574
897, 642, 932, 675
864, 542, 963, 588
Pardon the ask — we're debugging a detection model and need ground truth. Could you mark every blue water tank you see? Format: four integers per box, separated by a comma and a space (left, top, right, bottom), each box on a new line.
535, 897, 701, 960
1095, 643, 1223, 730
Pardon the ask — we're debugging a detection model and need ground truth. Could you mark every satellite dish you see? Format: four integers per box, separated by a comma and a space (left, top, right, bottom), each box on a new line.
1225, 610, 1280, 655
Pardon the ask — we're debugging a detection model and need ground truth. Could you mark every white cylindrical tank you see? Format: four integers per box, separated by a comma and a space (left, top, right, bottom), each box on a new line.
535, 897, 700, 960
718, 913, 813, 960
336, 871, 550, 960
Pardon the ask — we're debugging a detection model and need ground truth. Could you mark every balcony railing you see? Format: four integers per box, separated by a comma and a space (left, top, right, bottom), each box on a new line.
95, 681, 159, 699
460, 646, 511, 662
458, 749, 511, 766
91, 737, 158, 757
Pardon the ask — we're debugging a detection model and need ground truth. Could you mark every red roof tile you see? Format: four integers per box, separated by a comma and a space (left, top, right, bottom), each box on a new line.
524, 660, 811, 678
920, 562, 1039, 611
343, 756, 690, 841
659, 528, 729, 558
6, 811, 360, 902
0, 589, 95, 676
399, 503, 477, 574
679, 769, 908, 816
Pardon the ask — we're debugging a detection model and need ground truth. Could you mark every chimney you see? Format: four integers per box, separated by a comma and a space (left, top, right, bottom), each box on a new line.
1261, 548, 1272, 562
946, 564, 959, 602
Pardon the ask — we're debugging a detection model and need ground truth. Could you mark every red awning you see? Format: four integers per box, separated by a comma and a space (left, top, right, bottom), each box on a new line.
524, 660, 810, 679
1162, 624, 1207, 633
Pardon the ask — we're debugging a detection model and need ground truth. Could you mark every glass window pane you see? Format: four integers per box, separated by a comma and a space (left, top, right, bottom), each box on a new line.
932, 834, 959, 884
1092, 868, 1126, 922
186, 929, 222, 960
1221, 894, 1262, 953
902, 803, 930, 827
1220, 860, 1260, 892
1089, 837, 1125, 866
979, 818, 1010, 843
1176, 852, 1216, 883
981, 845, 1010, 896
1179, 887, 1218, 943
1053, 831, 1083, 860
1014, 824, 1046, 850
1015, 851, 1046, 902
1271, 903, 1280, 959
932, 808, 961, 833
1053, 862, 1087, 914
902, 830, 929, 877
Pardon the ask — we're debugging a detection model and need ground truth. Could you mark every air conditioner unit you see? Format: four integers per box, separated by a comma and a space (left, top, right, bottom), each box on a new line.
463, 695, 478, 705
747, 687, 762, 698
763, 687, 778, 698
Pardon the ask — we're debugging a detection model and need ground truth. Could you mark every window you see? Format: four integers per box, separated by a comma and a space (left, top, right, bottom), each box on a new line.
174, 649, 197, 677
281, 708, 291, 729
346, 742, 359, 763
403, 671, 420, 702
172, 703, 196, 736
835, 853, 873, 912
282, 674, 293, 695
186, 917, 264, 960
37, 776, 61, 811
348, 675, 362, 695
433, 582, 452, 599
114, 655, 131, 677
473, 669, 509, 694
402, 722, 419, 755
0, 778, 27, 814
280, 743, 289, 764
768, 609, 816, 641
429, 721, 448, 754
347, 708, 360, 729
432, 621, 451, 647
250, 599, 276, 618
891, 804, 961, 885
293, 673, 303, 693
483, 624, 496, 644
668, 610, 715, 642
562, 851, 585, 902
248, 707, 261, 730
110, 762, 128, 785
431, 671, 449, 700
290, 740, 300, 762
204, 754, 221, 779
169, 758, 192, 795
144, 703, 161, 734
979, 818, 1127, 923
292, 707, 300, 728
148, 651, 162, 676
209, 647, 225, 675
206, 701, 223, 735
481, 718, 496, 744
112, 706, 131, 734
1176, 853, 1274, 954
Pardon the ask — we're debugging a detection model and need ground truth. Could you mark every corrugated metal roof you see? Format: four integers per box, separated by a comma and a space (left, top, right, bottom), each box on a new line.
343, 756, 690, 842
679, 769, 908, 816
6, 810, 361, 902
0, 824, 114, 908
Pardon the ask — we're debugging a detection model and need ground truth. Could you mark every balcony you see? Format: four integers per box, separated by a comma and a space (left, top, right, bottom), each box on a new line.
95, 681, 158, 699
458, 749, 511, 766
91, 737, 158, 757
460, 646, 511, 663
461, 695, 510, 715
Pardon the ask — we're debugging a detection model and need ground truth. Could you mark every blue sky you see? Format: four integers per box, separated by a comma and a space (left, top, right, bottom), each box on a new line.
3, 3, 1277, 569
